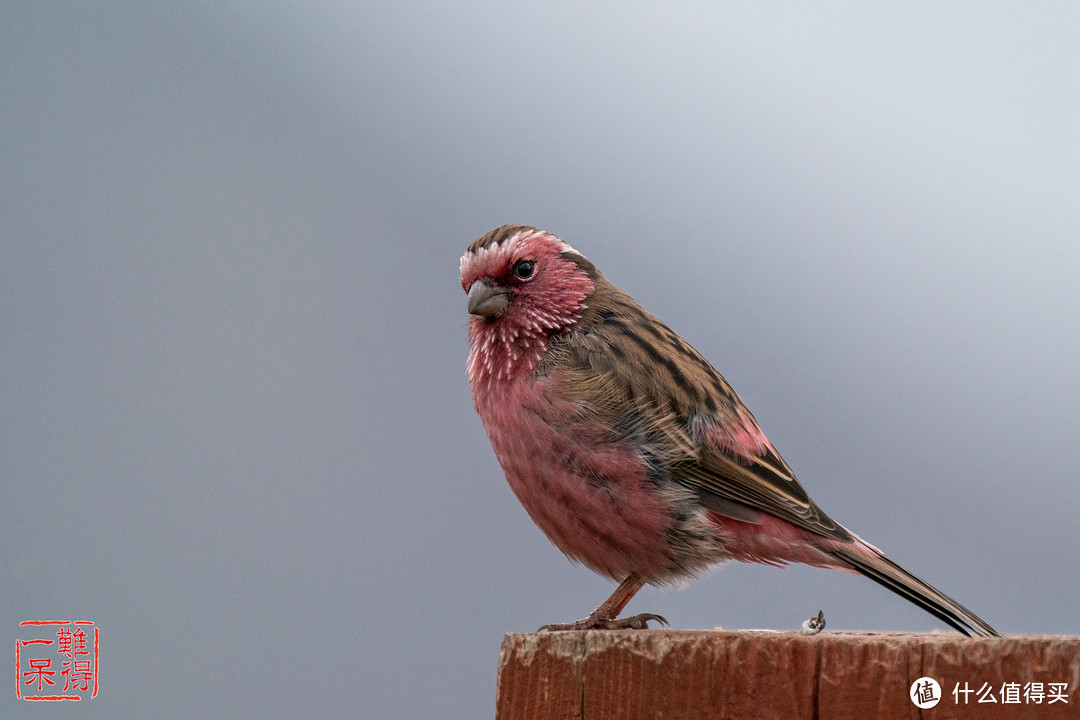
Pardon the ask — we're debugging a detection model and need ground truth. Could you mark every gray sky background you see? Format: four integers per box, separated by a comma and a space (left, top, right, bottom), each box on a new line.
2, 2, 1077, 718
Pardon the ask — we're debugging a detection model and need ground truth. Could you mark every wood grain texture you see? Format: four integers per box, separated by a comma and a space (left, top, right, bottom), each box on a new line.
496, 631, 1079, 720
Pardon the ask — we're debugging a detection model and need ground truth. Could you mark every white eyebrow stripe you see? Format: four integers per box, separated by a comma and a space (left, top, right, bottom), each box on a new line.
460, 228, 582, 282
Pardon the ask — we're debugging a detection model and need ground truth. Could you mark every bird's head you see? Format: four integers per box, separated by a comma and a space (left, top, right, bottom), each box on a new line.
460, 225, 596, 384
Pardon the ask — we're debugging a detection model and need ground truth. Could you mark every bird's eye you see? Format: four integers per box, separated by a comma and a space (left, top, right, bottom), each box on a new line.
512, 259, 536, 280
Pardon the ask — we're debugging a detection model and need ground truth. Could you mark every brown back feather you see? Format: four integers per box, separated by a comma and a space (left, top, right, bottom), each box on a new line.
544, 266, 852, 542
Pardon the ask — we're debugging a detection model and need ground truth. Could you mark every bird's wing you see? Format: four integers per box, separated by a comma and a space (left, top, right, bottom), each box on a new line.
546, 296, 851, 543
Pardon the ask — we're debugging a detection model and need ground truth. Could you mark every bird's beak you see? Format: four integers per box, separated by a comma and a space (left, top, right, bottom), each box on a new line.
466, 279, 509, 318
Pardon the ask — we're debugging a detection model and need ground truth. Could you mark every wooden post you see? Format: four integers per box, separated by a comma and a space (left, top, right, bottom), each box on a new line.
496, 631, 1079, 719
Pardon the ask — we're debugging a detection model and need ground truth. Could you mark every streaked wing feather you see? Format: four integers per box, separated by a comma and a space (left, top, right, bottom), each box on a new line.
678, 449, 851, 540
548, 283, 851, 542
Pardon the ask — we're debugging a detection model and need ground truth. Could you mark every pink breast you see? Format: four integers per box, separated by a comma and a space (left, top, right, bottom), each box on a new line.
476, 378, 677, 581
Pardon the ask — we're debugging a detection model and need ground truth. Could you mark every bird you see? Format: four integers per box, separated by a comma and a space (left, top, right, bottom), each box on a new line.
460, 224, 1001, 637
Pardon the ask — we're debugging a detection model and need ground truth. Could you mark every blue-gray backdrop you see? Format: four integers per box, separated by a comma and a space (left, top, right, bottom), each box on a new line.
2, 2, 1076, 718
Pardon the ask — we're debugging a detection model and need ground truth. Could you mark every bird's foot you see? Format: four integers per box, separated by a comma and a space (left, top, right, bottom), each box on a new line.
538, 612, 669, 632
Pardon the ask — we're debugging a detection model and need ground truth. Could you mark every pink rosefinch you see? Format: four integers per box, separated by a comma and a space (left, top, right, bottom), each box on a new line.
461, 224, 1000, 637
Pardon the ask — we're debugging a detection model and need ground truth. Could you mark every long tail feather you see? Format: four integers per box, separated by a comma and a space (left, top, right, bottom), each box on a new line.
828, 546, 1001, 638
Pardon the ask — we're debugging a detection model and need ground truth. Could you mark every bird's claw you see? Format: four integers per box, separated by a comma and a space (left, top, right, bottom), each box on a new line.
607, 612, 670, 630
538, 612, 669, 632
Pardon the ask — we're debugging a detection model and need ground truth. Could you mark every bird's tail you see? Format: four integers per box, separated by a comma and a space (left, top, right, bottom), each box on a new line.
827, 544, 1001, 638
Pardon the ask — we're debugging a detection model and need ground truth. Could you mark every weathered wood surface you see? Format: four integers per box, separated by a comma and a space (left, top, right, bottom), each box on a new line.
496, 630, 1079, 720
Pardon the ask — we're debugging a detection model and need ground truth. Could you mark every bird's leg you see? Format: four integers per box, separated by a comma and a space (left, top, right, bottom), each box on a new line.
538, 573, 669, 631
